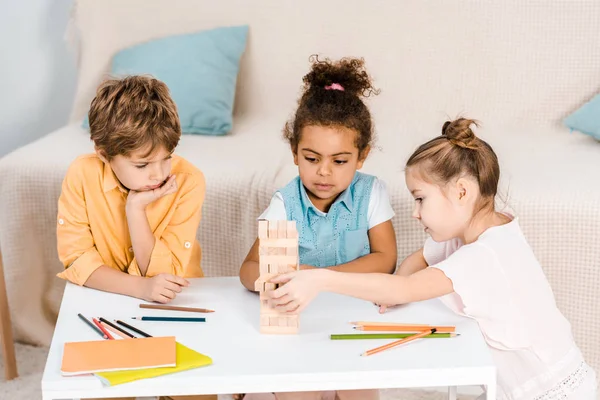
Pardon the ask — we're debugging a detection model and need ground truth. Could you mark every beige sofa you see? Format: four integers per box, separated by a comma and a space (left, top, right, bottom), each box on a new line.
0, 0, 598, 377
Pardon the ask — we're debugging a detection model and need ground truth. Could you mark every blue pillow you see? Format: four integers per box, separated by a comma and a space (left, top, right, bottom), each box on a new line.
83, 25, 248, 135
563, 93, 600, 140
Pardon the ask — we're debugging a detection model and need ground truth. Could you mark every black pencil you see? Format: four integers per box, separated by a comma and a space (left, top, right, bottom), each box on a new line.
115, 319, 152, 337
99, 317, 135, 338
78, 313, 107, 339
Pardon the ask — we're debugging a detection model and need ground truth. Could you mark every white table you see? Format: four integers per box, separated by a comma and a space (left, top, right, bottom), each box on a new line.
42, 277, 496, 399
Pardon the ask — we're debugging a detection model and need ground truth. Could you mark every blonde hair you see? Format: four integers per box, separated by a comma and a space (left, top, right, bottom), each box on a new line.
88, 75, 181, 160
406, 118, 500, 212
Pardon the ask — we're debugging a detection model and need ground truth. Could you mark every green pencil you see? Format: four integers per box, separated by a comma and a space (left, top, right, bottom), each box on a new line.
330, 333, 458, 340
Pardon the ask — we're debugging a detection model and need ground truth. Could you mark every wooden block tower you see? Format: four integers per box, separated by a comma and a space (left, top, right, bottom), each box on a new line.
254, 220, 300, 334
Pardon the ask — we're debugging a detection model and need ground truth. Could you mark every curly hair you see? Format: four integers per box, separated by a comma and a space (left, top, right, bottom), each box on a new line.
88, 75, 181, 160
284, 55, 380, 157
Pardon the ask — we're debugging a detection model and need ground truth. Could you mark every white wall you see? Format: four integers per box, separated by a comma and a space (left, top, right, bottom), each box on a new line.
0, 0, 77, 158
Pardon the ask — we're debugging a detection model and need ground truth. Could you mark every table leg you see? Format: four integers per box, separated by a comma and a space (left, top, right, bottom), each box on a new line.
486, 382, 497, 400
447, 386, 457, 400
0, 247, 18, 380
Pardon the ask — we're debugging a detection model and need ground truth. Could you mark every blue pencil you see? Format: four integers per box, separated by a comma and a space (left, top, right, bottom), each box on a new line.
132, 316, 206, 322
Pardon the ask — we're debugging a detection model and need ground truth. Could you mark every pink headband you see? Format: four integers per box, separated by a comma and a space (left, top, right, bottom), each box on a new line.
325, 83, 344, 91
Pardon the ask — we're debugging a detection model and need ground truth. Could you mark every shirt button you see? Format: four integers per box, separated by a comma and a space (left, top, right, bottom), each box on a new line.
184, 241, 191, 249
58, 219, 64, 225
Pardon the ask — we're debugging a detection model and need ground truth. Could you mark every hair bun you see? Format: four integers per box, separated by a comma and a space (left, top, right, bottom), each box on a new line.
302, 55, 380, 98
442, 118, 479, 150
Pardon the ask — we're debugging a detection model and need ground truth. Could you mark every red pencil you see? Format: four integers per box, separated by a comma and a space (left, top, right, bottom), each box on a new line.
92, 317, 114, 340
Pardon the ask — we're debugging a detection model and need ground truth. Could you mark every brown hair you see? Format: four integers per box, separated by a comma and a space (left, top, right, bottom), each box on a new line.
88, 75, 181, 160
283, 55, 380, 158
406, 118, 500, 211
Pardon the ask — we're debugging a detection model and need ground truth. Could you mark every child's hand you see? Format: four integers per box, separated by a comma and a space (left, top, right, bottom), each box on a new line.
127, 175, 177, 210
140, 273, 189, 303
267, 269, 330, 313
374, 303, 399, 314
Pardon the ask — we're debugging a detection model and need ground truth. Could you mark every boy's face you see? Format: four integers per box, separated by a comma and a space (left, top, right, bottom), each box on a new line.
293, 125, 368, 211
98, 146, 173, 192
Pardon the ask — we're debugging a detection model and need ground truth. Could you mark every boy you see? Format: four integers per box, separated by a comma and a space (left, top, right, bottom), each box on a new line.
57, 76, 205, 304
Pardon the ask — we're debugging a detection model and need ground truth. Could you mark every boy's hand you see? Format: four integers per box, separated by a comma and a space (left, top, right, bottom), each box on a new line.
139, 273, 189, 303
127, 175, 177, 211
267, 269, 330, 313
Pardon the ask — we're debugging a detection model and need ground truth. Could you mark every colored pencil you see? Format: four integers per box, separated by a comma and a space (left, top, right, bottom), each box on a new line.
139, 304, 214, 313
331, 333, 458, 340
351, 321, 434, 327
116, 319, 152, 337
98, 317, 135, 338
92, 317, 114, 340
132, 316, 205, 322
100, 321, 130, 339
353, 325, 455, 333
77, 313, 107, 339
362, 328, 437, 357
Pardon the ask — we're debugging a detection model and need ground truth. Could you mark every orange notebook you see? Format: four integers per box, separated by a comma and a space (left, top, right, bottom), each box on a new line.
61, 336, 176, 376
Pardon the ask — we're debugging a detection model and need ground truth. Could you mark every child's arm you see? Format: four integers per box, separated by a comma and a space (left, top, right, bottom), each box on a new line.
396, 248, 427, 276
239, 220, 397, 291
84, 265, 189, 303
269, 267, 453, 313
57, 162, 189, 303
125, 174, 178, 275
326, 220, 397, 274
239, 238, 261, 291
125, 172, 205, 278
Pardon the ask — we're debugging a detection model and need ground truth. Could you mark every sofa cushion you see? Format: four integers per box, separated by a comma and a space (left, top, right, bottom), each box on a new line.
564, 93, 600, 141
82, 26, 248, 135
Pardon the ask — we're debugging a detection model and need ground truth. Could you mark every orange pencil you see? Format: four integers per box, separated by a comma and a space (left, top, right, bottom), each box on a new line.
100, 321, 130, 339
362, 328, 437, 356
92, 317, 114, 340
351, 321, 429, 327
354, 325, 455, 333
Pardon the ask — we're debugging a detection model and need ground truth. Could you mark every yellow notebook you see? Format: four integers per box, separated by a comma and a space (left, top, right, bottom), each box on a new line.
95, 342, 212, 386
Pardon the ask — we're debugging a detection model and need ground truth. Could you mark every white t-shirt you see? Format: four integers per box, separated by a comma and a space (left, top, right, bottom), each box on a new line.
258, 178, 395, 230
424, 217, 593, 400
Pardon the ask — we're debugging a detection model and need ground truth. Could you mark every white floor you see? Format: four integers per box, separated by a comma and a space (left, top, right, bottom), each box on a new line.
0, 343, 480, 400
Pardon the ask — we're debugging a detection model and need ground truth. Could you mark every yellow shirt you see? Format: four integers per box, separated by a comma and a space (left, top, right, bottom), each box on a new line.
57, 154, 205, 285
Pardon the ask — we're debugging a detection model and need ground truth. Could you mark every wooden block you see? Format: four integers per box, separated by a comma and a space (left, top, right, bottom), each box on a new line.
269, 316, 279, 326
287, 221, 298, 238
278, 317, 287, 327
286, 246, 298, 257
258, 220, 269, 239
264, 282, 276, 291
260, 325, 298, 334
267, 263, 276, 274
277, 220, 288, 238
260, 315, 270, 326
260, 238, 298, 247
268, 221, 278, 238
254, 273, 277, 292
259, 262, 270, 274
266, 247, 280, 256
260, 255, 298, 264
287, 316, 299, 327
